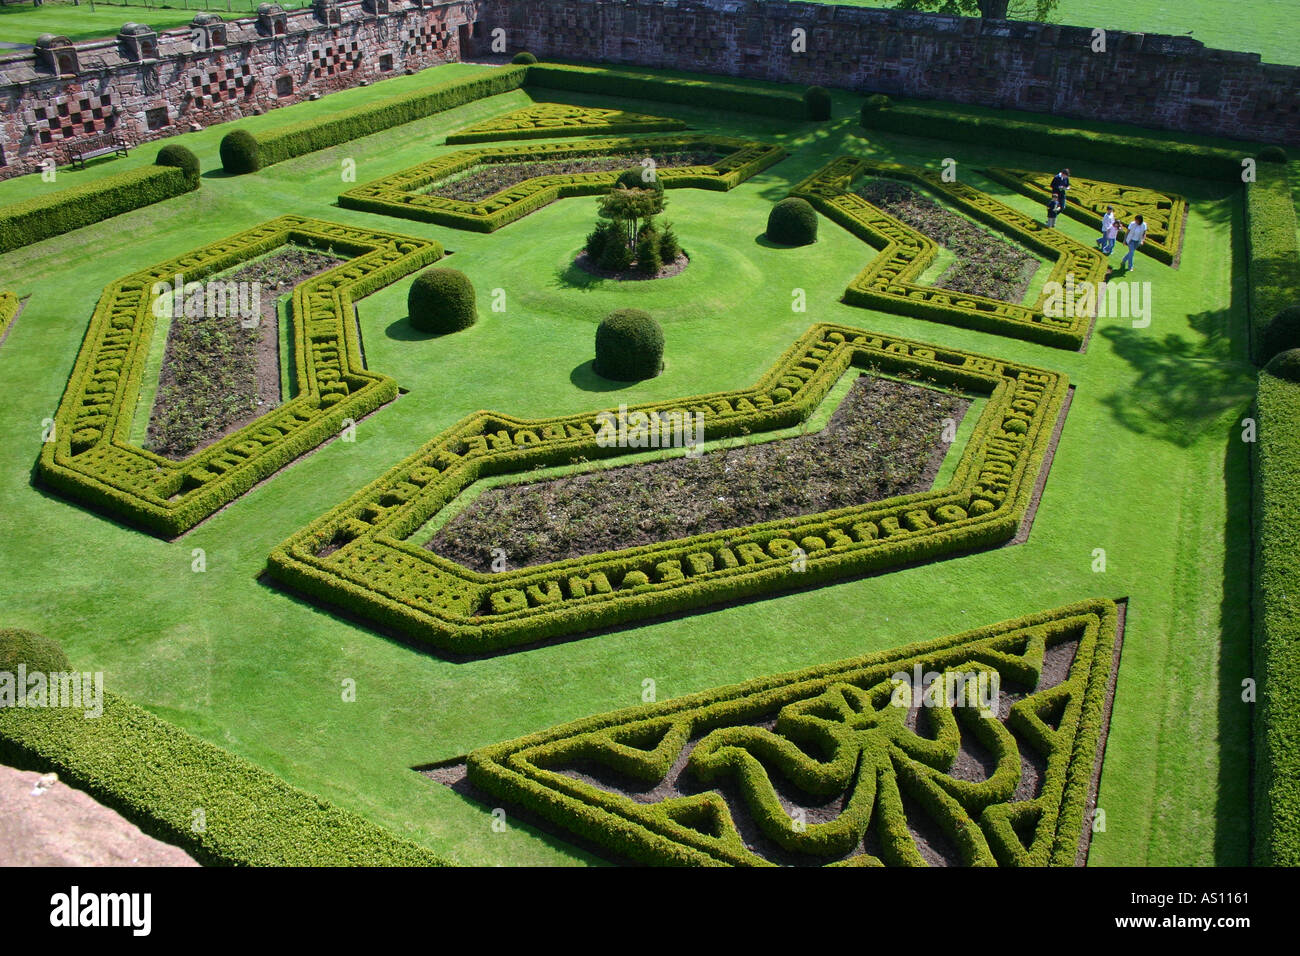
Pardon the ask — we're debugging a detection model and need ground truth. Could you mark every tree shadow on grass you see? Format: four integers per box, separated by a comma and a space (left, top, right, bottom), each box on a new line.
1097, 308, 1256, 448
570, 359, 635, 393
551, 256, 606, 292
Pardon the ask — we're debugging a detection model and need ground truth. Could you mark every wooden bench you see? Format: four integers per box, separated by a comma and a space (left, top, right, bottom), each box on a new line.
64, 132, 130, 170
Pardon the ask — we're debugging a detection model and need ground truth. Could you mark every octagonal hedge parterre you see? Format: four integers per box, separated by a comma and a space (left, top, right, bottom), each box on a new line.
37, 216, 444, 537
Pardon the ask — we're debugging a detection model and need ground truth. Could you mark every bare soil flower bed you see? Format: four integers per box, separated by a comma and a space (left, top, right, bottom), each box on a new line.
855, 179, 1039, 303
573, 250, 690, 281
427, 149, 726, 202
426, 375, 967, 571
145, 246, 342, 460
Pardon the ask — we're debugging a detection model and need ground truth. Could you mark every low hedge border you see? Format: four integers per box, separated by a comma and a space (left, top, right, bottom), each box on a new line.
0, 691, 449, 866
445, 102, 687, 144
267, 323, 1067, 654
224, 66, 530, 172
0, 164, 196, 255
0, 291, 19, 343
859, 98, 1250, 180
466, 599, 1119, 866
37, 216, 444, 538
339, 134, 786, 233
1252, 371, 1300, 865
220, 63, 808, 174
792, 158, 1107, 350
981, 166, 1187, 266
523, 63, 809, 120
1245, 164, 1300, 364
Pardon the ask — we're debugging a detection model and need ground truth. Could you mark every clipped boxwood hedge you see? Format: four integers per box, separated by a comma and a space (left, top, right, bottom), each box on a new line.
467, 599, 1119, 866
766, 196, 818, 245
1253, 370, 1300, 865
0, 165, 196, 255
37, 216, 443, 537
221, 67, 529, 173
859, 97, 1247, 179
154, 144, 201, 188
804, 85, 831, 121
408, 267, 477, 334
524, 63, 809, 119
267, 323, 1068, 654
0, 690, 449, 866
594, 309, 664, 380
1246, 164, 1300, 364
219, 129, 261, 174
0, 628, 70, 677
0, 291, 18, 343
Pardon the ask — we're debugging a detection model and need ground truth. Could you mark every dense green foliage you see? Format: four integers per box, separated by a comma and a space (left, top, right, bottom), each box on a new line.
804, 86, 832, 121
512, 51, 539, 65
0, 292, 18, 343
0, 628, 70, 678
1260, 305, 1300, 364
0, 166, 194, 255
595, 309, 664, 380
766, 196, 819, 245
1246, 165, 1300, 364
223, 67, 529, 172
859, 96, 1247, 178
154, 144, 201, 188
1264, 348, 1300, 383
219, 129, 262, 175
0, 692, 450, 866
37, 217, 443, 537
1253, 371, 1300, 865
1258, 146, 1288, 164
525, 64, 810, 119
468, 599, 1119, 866
408, 268, 477, 334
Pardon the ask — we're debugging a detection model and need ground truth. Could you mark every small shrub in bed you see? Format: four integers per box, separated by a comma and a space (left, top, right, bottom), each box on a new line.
635, 225, 664, 275
658, 223, 682, 263
408, 268, 477, 334
767, 196, 818, 245
595, 309, 664, 380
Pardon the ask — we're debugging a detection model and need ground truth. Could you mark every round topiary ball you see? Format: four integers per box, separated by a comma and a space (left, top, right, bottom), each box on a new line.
615, 167, 664, 193
860, 94, 890, 125
766, 196, 818, 246
155, 144, 200, 186
804, 86, 832, 121
1258, 145, 1288, 164
408, 268, 477, 334
594, 309, 664, 381
512, 51, 538, 64
220, 129, 261, 175
1260, 303, 1300, 364
1264, 347, 1300, 383
0, 629, 70, 679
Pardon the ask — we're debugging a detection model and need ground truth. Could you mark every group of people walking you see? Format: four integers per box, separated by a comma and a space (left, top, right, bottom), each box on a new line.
1044, 168, 1148, 272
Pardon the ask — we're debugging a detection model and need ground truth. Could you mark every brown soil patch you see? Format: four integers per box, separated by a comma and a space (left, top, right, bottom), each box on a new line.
427, 375, 967, 572
0, 763, 197, 866
573, 250, 690, 281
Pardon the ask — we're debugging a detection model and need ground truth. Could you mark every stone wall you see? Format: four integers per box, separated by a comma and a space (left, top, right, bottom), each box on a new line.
0, 0, 483, 178
480, 0, 1300, 147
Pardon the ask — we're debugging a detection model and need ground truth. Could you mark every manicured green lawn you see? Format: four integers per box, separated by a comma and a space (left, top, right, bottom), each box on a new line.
0, 63, 1255, 865
0, 1, 311, 46
816, 0, 1299, 65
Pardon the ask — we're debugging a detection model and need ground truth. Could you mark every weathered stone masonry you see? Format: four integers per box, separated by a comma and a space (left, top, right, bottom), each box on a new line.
482, 0, 1300, 147
0, 0, 483, 177
0, 0, 1297, 181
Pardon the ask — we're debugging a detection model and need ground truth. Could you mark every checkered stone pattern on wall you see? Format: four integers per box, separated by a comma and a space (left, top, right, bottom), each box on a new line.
188, 64, 255, 109
32, 94, 116, 144
310, 41, 363, 79
405, 20, 452, 55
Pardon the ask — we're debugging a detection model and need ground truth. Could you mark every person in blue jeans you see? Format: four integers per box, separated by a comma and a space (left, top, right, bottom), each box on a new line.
1121, 213, 1148, 271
